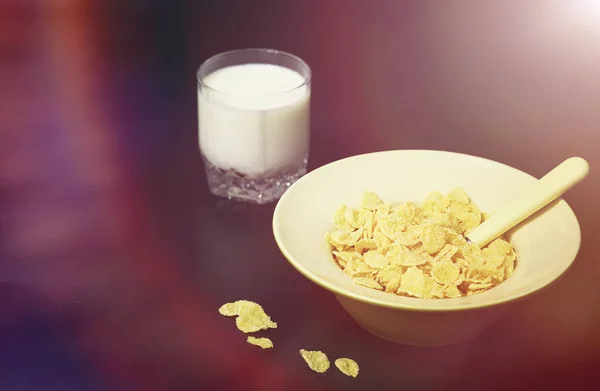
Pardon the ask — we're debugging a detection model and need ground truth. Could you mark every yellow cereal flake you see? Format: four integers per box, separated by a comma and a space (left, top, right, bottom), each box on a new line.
421, 224, 447, 254
444, 284, 463, 298
355, 238, 377, 254
218, 302, 241, 316
332, 251, 362, 269
344, 259, 373, 278
468, 281, 493, 291
326, 189, 518, 298
333, 205, 353, 232
375, 203, 391, 219
353, 277, 384, 290
327, 227, 364, 248
423, 191, 446, 211
392, 202, 421, 225
218, 300, 277, 333
346, 208, 373, 231
482, 238, 513, 268
299, 350, 330, 373
334, 358, 360, 377
385, 273, 403, 293
429, 282, 446, 298
446, 188, 471, 204
377, 265, 404, 286
247, 336, 273, 349
396, 226, 421, 246
431, 261, 461, 286
361, 191, 383, 210
456, 257, 470, 270
422, 210, 452, 227
399, 267, 426, 298
378, 217, 405, 241
449, 202, 481, 233
363, 250, 389, 269
383, 243, 403, 263
433, 244, 458, 262
504, 251, 516, 278
395, 250, 429, 267
372, 231, 392, 252
422, 276, 443, 299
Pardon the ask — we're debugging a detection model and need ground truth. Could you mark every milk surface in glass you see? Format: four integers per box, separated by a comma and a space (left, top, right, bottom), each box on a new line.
199, 63, 309, 175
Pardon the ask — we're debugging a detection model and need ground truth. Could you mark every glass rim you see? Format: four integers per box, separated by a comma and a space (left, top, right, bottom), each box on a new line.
196, 48, 312, 97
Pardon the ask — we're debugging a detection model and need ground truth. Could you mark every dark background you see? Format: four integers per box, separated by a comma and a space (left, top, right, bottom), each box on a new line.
1, 1, 599, 390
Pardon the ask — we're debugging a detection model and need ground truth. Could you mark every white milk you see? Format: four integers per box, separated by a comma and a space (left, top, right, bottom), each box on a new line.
198, 63, 310, 176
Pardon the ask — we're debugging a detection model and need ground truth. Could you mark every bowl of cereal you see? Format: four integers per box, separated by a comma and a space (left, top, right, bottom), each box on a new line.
272, 150, 583, 346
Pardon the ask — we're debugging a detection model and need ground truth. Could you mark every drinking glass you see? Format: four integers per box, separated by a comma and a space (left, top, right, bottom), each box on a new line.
197, 48, 311, 204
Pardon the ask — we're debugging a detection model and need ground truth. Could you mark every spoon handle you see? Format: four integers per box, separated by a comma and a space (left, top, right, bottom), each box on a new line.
466, 157, 590, 248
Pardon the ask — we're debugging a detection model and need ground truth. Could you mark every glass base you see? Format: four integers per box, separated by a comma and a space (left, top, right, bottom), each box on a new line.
202, 157, 308, 205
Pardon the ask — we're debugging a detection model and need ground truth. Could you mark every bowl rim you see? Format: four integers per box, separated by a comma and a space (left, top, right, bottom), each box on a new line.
272, 149, 582, 312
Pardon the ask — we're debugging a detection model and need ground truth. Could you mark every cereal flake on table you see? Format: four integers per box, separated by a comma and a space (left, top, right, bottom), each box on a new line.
325, 188, 518, 298
334, 357, 360, 378
246, 336, 274, 349
218, 300, 277, 333
299, 349, 330, 373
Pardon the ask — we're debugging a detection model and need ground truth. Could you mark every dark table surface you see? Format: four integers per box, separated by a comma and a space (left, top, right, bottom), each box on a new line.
2, 1, 600, 390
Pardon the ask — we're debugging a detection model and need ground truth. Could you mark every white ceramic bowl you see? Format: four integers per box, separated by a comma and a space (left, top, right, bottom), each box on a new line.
272, 150, 582, 346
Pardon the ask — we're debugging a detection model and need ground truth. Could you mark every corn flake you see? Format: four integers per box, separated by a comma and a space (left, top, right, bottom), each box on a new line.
334, 358, 360, 378
363, 250, 389, 269
247, 336, 273, 349
333, 205, 353, 232
219, 300, 277, 333
421, 224, 447, 254
444, 284, 463, 298
327, 227, 364, 248
385, 273, 403, 293
344, 259, 373, 278
300, 350, 330, 373
395, 250, 429, 267
396, 226, 421, 246
362, 191, 383, 210
353, 277, 384, 291
346, 208, 373, 231
446, 188, 471, 204
333, 251, 362, 269
355, 238, 377, 254
468, 281, 493, 291
378, 265, 404, 286
399, 267, 427, 298
431, 261, 461, 286
218, 302, 241, 317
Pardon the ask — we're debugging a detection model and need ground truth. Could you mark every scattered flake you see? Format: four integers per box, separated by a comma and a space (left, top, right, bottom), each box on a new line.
218, 302, 241, 316
300, 350, 330, 373
247, 336, 273, 349
334, 358, 360, 377
218, 300, 277, 333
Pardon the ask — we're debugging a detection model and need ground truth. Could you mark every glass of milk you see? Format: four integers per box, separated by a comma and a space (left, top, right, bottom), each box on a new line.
197, 48, 311, 204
